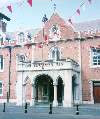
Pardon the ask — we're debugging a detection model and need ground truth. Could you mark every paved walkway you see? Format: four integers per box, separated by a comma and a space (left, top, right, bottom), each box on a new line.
0, 104, 100, 119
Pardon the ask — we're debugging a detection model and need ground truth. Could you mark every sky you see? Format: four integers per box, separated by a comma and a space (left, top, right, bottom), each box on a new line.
0, 0, 100, 32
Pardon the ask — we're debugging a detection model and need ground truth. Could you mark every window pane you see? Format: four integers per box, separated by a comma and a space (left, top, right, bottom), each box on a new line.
0, 82, 2, 94
0, 56, 3, 70
0, 89, 2, 94
0, 83, 2, 87
93, 56, 97, 59
92, 48, 100, 66
93, 60, 97, 62
93, 63, 97, 65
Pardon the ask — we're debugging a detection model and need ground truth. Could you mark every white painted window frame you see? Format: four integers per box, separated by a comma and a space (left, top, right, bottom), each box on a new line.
48, 46, 62, 61
90, 47, 100, 68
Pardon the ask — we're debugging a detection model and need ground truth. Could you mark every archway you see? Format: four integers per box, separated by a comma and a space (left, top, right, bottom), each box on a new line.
35, 74, 54, 104
57, 77, 64, 105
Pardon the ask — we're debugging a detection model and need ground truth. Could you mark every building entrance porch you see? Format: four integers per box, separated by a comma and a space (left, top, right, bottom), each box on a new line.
16, 58, 81, 107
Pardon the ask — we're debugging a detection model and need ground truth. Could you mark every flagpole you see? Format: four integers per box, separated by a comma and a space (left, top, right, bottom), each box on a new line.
42, 27, 44, 69
41, 14, 48, 69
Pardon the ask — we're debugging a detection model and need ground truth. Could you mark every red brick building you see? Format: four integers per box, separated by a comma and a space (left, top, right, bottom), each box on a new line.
0, 12, 100, 107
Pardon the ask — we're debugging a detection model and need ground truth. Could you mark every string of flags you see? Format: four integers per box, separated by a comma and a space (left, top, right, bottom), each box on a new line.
68, 0, 92, 24
0, 0, 32, 13
0, 0, 93, 49
0, 0, 93, 25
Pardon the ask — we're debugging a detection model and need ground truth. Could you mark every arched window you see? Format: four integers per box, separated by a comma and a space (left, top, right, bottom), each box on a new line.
49, 47, 60, 61
18, 32, 25, 43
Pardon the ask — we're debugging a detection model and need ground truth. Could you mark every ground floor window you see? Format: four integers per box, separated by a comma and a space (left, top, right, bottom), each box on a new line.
0, 81, 3, 96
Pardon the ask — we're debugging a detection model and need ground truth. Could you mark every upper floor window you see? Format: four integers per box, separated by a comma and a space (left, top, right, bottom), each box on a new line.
0, 55, 3, 70
0, 81, 3, 96
49, 47, 60, 61
91, 48, 100, 66
17, 54, 25, 62
18, 32, 25, 43
27, 32, 32, 41
0, 36, 3, 46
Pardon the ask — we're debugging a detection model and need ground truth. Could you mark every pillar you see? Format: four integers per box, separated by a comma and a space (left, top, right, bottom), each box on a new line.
30, 83, 36, 106
16, 72, 23, 106
63, 70, 73, 107
53, 83, 58, 107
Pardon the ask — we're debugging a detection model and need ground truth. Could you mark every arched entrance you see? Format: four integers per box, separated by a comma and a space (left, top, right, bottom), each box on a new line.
35, 74, 53, 104
57, 77, 64, 105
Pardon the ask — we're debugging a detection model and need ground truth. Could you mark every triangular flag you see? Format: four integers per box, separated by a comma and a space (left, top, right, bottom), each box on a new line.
76, 9, 80, 15
37, 43, 43, 48
27, 0, 32, 7
68, 19, 72, 24
44, 35, 48, 41
88, 0, 92, 4
7, 5, 12, 13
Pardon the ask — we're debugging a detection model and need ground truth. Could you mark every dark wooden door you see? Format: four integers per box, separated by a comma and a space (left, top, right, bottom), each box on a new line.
94, 86, 100, 103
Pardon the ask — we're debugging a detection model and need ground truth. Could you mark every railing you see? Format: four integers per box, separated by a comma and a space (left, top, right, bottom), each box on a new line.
17, 58, 80, 72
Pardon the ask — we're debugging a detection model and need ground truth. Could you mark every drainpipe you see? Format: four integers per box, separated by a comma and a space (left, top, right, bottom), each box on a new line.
78, 32, 82, 104
7, 46, 12, 103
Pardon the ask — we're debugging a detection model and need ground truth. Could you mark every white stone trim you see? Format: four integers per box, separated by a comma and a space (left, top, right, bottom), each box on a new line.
83, 101, 94, 104
0, 99, 17, 103
89, 79, 100, 104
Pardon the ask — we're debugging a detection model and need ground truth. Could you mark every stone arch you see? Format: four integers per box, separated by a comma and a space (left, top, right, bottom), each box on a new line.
56, 76, 64, 105
33, 74, 54, 103
23, 75, 32, 103
24, 76, 31, 85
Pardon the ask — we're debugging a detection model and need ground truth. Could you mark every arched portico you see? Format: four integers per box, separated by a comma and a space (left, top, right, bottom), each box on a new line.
17, 58, 81, 107
34, 74, 54, 104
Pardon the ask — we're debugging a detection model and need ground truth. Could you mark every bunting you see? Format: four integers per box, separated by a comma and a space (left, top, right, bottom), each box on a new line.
68, 19, 72, 24
27, 0, 32, 7
7, 5, 12, 13
88, 0, 92, 4
76, 9, 80, 15
37, 43, 43, 48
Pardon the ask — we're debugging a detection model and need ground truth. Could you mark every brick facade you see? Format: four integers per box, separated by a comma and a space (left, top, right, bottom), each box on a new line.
0, 13, 100, 105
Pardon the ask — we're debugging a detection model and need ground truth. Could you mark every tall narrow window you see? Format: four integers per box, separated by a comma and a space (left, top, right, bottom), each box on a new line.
0, 81, 3, 96
49, 47, 60, 61
0, 55, 3, 70
91, 48, 100, 66
18, 32, 25, 43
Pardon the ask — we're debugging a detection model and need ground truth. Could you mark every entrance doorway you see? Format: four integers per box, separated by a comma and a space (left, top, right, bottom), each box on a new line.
57, 77, 64, 105
35, 74, 53, 104
93, 82, 100, 103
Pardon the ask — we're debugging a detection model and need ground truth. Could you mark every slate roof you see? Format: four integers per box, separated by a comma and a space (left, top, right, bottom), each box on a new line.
74, 19, 100, 32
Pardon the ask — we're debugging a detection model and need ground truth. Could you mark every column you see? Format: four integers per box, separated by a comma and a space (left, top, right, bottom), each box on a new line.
63, 70, 73, 107
22, 84, 26, 105
16, 72, 23, 106
53, 83, 58, 107
30, 84, 36, 106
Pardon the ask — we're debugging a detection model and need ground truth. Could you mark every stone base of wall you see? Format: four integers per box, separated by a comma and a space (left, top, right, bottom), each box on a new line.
0, 99, 16, 103
83, 101, 94, 104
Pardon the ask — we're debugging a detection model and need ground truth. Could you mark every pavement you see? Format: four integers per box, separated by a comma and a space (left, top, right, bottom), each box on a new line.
0, 104, 100, 119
